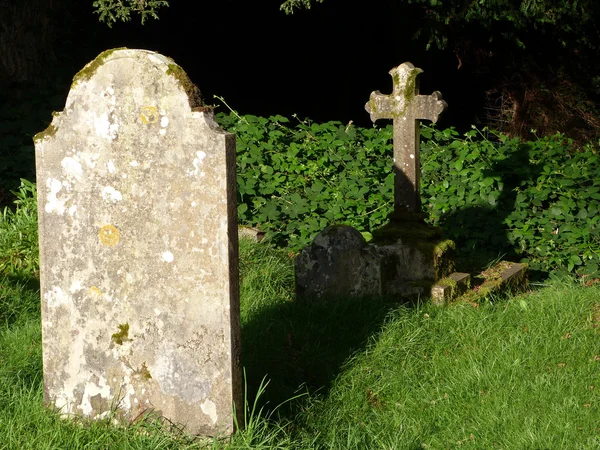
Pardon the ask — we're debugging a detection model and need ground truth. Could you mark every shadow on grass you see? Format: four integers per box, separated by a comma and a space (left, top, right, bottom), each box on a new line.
240, 284, 418, 419
435, 140, 550, 283
0, 273, 40, 327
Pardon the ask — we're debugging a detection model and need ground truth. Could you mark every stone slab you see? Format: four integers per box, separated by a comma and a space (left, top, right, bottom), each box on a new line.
238, 226, 265, 242
456, 262, 529, 303
34, 48, 241, 436
431, 272, 471, 305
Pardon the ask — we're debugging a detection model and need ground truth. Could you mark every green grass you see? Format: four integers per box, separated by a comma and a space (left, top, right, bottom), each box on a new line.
1, 187, 600, 448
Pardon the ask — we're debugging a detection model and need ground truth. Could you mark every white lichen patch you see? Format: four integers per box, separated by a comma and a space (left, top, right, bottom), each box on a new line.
45, 285, 69, 308
117, 375, 137, 411
94, 112, 119, 140
129, 160, 139, 167
161, 116, 169, 127
101, 186, 123, 203
201, 399, 218, 424
61, 157, 83, 180
69, 279, 83, 294
45, 178, 67, 215
187, 151, 207, 176
162, 251, 174, 263
410, 154, 415, 159
75, 151, 100, 169
107, 160, 116, 174
80, 376, 112, 415
148, 52, 172, 66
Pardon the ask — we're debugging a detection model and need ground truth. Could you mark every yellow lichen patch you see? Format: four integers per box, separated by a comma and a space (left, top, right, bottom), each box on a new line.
140, 106, 159, 124
99, 225, 120, 246
87, 286, 102, 298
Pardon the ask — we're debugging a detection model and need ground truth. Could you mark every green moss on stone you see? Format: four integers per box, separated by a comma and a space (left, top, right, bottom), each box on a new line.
166, 63, 205, 109
436, 276, 458, 289
372, 220, 444, 243
133, 362, 152, 380
372, 220, 456, 280
33, 124, 58, 143
71, 47, 127, 89
111, 323, 130, 345
404, 68, 419, 105
454, 262, 529, 304
388, 65, 420, 119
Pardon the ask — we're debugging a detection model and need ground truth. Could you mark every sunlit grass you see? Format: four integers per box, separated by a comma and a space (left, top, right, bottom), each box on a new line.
1, 237, 600, 448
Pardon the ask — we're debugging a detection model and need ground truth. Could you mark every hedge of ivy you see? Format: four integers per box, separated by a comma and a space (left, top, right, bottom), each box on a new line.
2, 107, 598, 278
217, 112, 600, 277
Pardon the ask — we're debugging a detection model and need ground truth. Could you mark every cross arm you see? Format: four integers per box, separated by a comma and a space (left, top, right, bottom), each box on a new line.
413, 91, 447, 123
365, 90, 395, 123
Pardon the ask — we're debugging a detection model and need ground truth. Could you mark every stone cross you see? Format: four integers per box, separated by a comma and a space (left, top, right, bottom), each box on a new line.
365, 62, 447, 215
34, 48, 241, 436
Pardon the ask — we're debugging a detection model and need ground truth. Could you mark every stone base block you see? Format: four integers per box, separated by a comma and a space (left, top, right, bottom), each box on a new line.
295, 222, 455, 300
431, 272, 471, 305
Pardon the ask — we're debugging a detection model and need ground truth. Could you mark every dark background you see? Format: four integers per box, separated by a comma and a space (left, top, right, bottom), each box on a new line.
57, 0, 482, 131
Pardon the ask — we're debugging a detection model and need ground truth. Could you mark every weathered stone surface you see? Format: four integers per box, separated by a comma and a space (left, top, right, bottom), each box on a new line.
365, 62, 447, 215
499, 262, 529, 292
295, 225, 381, 299
238, 226, 265, 242
455, 261, 529, 303
295, 223, 455, 300
34, 48, 241, 436
431, 272, 471, 305
297, 64, 453, 300
297, 62, 454, 301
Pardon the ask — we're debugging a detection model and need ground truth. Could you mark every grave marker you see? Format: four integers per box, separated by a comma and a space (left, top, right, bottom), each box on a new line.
365, 62, 447, 215
34, 48, 241, 436
295, 62, 454, 300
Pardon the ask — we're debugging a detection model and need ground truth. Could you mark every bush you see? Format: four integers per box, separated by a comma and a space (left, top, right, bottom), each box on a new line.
420, 126, 600, 275
218, 111, 600, 276
3, 112, 599, 279
0, 179, 39, 279
217, 112, 395, 249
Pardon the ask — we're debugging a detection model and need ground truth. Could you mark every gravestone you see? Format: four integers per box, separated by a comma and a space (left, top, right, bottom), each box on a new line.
295, 62, 455, 300
365, 62, 447, 216
34, 48, 241, 436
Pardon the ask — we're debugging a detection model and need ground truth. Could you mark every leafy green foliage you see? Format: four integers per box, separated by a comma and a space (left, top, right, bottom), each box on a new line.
220, 111, 600, 277
421, 125, 600, 276
0, 180, 39, 279
92, 0, 169, 26
0, 180, 40, 328
281, 0, 599, 53
217, 112, 394, 250
3, 109, 599, 279
280, 0, 324, 14
405, 0, 600, 52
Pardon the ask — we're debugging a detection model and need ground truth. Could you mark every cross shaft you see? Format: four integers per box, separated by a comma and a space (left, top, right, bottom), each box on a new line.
365, 62, 447, 215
